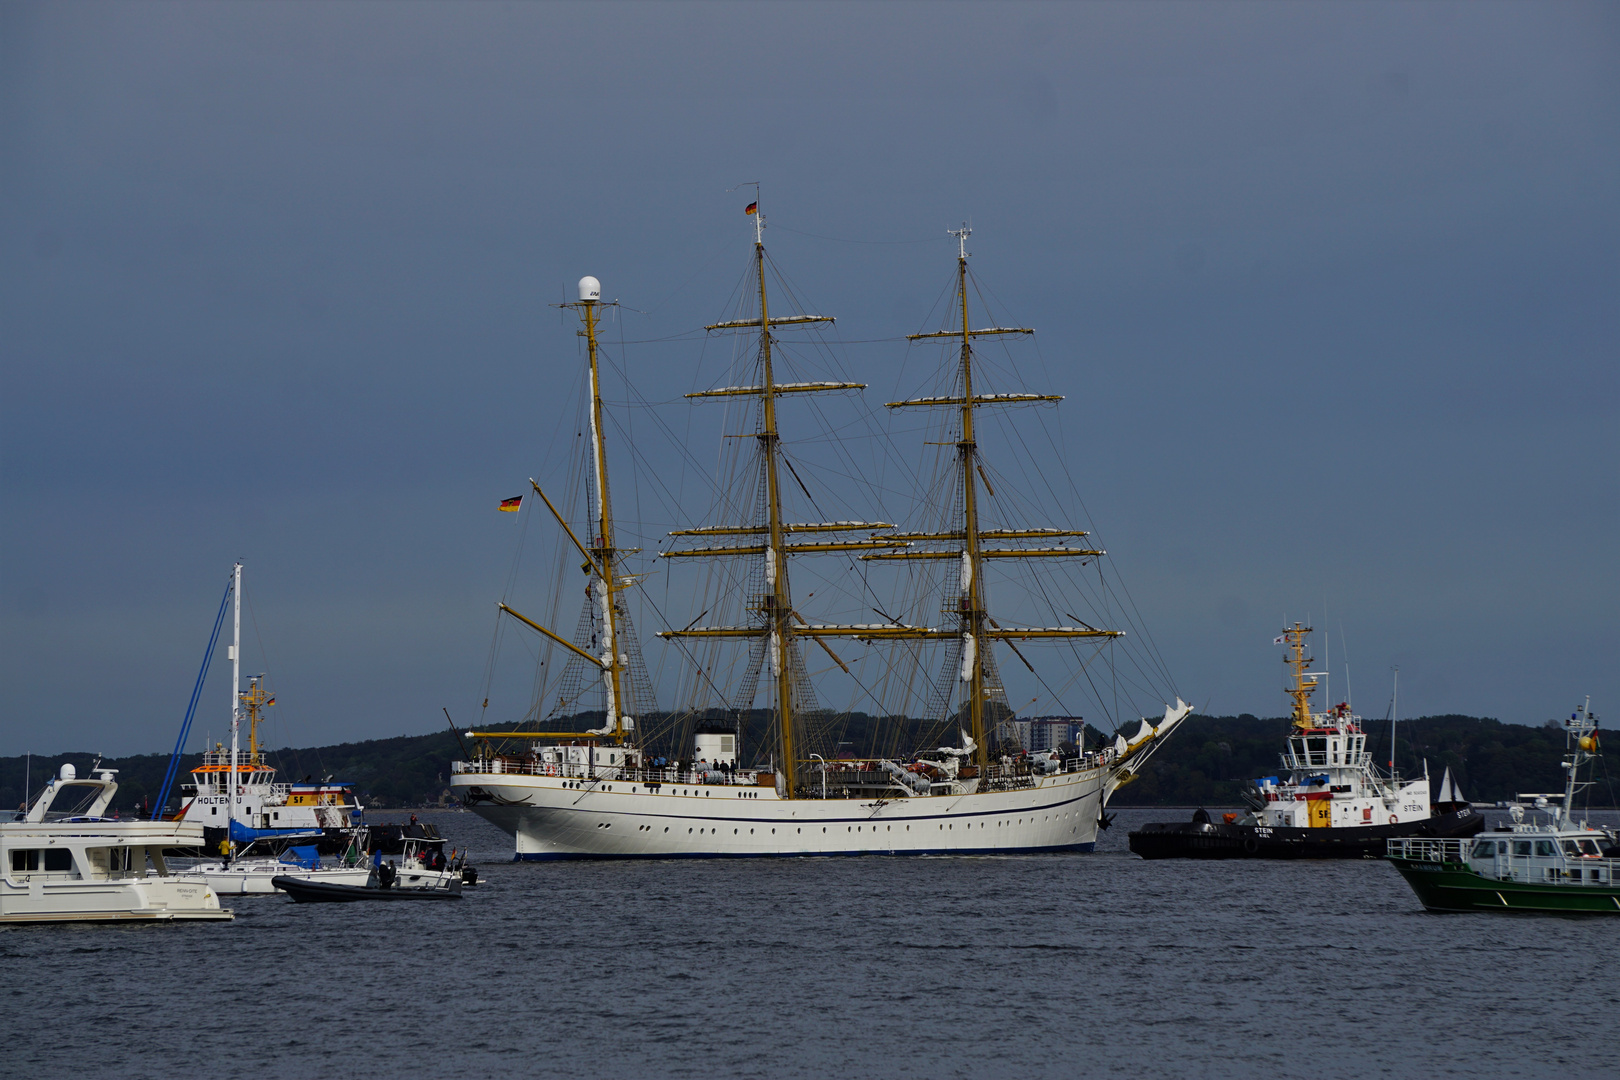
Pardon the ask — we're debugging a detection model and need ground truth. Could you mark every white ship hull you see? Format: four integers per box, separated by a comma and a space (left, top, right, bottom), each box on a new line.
176, 862, 373, 895
453, 766, 1108, 860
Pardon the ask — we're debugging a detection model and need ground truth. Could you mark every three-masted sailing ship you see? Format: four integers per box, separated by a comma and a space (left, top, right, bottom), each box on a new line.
452, 207, 1190, 858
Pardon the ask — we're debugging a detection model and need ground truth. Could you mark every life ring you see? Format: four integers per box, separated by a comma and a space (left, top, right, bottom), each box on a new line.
1388, 814, 1398, 825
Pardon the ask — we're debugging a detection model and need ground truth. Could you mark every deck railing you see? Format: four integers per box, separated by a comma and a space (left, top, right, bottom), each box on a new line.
452, 750, 1109, 793
1386, 837, 1470, 862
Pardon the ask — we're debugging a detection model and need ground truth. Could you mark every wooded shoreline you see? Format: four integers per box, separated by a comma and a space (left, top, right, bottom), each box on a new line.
3, 713, 1608, 811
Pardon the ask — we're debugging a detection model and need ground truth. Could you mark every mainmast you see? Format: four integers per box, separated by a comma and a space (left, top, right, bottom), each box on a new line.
661, 197, 905, 797
874, 227, 1114, 774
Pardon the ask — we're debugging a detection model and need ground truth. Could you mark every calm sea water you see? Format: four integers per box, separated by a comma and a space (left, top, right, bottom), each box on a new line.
4, 807, 1615, 1079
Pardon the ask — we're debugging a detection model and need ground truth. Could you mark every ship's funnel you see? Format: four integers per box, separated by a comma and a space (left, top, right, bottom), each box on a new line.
578, 276, 601, 302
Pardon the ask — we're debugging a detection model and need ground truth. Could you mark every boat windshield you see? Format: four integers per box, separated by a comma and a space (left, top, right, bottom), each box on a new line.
42, 783, 106, 821
1577, 839, 1602, 856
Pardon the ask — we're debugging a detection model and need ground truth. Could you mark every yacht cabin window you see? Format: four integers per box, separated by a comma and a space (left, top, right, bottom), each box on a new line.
1513, 841, 1532, 856
1534, 840, 1557, 857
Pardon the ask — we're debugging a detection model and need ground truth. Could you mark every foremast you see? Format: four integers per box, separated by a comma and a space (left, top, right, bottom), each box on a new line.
873, 227, 1118, 774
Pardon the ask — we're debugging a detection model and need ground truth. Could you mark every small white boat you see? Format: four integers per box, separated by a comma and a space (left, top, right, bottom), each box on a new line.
1, 763, 232, 923
177, 836, 373, 895
354, 836, 468, 893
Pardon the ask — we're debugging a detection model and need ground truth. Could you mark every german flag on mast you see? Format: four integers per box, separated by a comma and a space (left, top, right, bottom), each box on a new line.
498, 496, 522, 512
744, 201, 758, 215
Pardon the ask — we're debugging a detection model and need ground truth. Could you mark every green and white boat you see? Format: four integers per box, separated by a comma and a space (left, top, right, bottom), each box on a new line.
1386, 698, 1619, 913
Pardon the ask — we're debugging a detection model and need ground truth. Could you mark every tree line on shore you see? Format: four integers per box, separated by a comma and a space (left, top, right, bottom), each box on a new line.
2, 712, 1610, 813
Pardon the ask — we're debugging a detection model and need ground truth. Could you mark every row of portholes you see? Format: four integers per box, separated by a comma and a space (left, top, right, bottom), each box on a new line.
620, 811, 1070, 838
734, 791, 759, 799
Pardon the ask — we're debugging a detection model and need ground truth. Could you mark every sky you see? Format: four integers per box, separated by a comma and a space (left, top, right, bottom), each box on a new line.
2, 1, 1616, 758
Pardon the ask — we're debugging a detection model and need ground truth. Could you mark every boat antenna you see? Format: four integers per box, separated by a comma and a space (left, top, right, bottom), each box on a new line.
1390, 666, 1399, 777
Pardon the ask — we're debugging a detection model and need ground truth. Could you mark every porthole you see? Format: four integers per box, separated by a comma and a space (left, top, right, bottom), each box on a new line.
688, 828, 693, 834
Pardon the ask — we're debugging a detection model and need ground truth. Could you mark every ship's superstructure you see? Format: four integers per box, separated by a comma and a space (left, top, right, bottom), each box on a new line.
452, 208, 1190, 859
1248, 623, 1431, 829
174, 564, 363, 851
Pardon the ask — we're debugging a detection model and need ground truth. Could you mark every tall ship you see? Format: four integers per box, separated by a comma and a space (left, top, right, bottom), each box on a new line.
452, 206, 1191, 858
1129, 623, 1484, 858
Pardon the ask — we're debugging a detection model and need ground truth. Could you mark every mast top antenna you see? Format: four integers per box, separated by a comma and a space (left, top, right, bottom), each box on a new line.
578, 276, 601, 303
949, 223, 971, 259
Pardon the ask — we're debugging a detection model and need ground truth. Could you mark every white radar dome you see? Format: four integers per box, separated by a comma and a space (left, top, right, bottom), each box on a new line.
60, 763, 77, 781
578, 276, 601, 302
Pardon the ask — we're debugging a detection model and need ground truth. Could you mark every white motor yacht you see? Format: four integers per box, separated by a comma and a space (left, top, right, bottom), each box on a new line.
1, 763, 232, 923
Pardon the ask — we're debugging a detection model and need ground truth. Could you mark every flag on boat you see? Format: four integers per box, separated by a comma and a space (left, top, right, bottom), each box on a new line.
744, 201, 758, 215
1273, 634, 1285, 644
265, 696, 275, 706
499, 496, 522, 512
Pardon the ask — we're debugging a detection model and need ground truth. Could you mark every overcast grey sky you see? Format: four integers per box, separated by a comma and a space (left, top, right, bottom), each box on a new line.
3, 1, 1615, 757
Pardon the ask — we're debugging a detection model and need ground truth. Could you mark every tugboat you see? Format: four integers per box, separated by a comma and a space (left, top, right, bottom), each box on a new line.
1129, 624, 1484, 858
1386, 698, 1620, 913
167, 564, 365, 856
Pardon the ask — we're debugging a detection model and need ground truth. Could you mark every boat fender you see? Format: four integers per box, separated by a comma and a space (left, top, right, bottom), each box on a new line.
1389, 814, 1398, 825
1242, 835, 1260, 855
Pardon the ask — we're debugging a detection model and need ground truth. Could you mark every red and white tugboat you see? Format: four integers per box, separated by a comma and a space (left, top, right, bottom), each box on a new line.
1129, 623, 1484, 858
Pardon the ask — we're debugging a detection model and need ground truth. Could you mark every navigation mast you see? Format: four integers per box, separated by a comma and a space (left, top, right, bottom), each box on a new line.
1281, 623, 1318, 728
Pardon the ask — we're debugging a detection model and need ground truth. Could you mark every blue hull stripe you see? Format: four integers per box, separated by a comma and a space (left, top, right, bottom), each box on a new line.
512, 842, 1097, 862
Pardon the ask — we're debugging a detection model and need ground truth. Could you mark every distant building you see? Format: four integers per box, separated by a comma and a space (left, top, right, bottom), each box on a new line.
1023, 717, 1083, 753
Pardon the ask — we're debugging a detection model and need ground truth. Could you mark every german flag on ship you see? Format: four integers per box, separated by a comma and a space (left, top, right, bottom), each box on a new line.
499, 496, 522, 512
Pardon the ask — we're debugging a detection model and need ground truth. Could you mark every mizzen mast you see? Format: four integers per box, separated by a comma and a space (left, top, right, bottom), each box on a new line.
577, 276, 631, 743
482, 276, 642, 745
